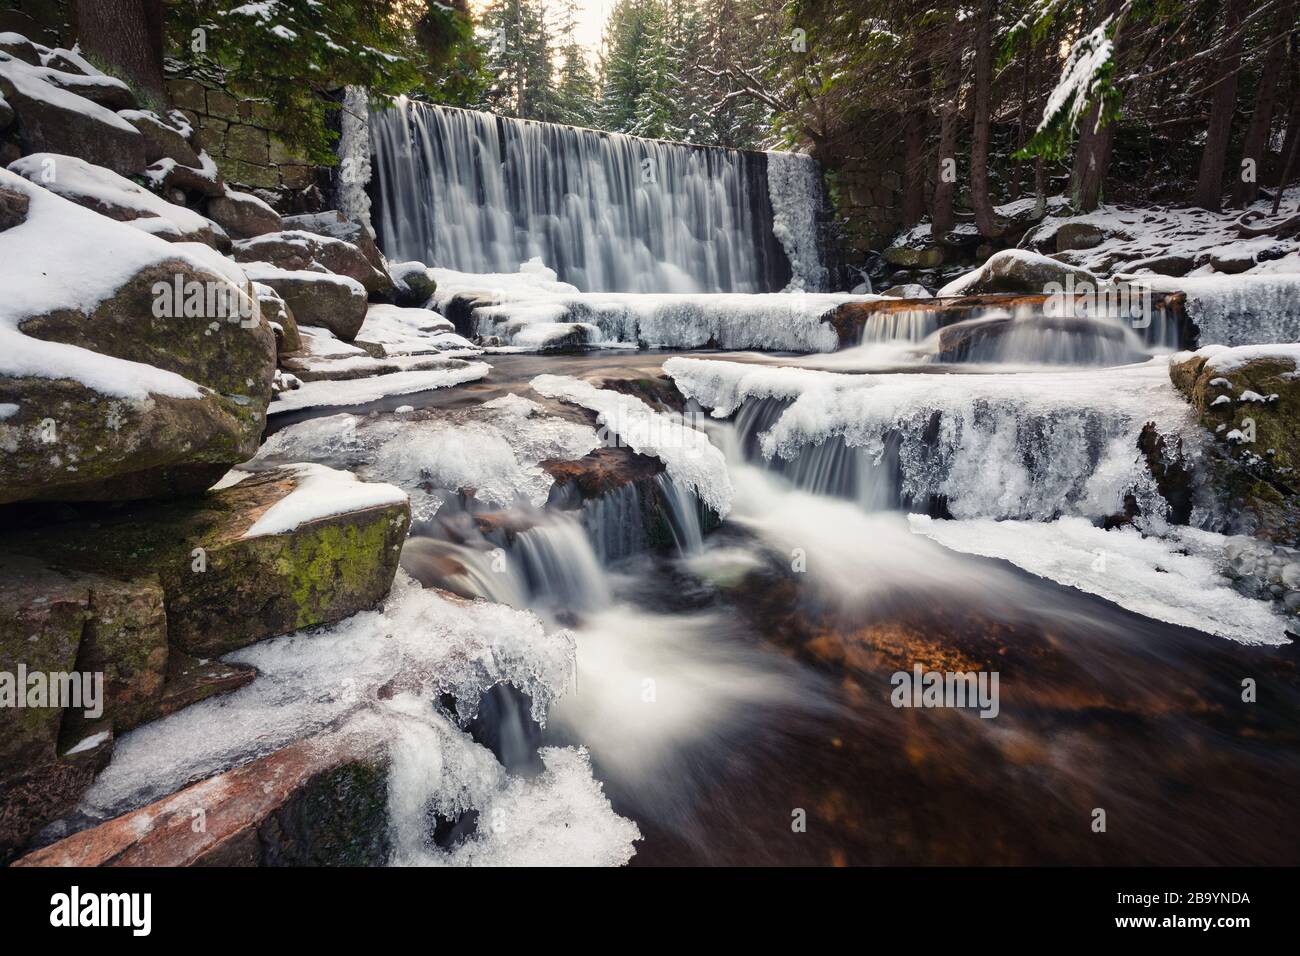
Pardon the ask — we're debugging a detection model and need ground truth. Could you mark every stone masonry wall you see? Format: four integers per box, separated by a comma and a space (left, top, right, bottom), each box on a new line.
165, 73, 325, 214
816, 119, 908, 269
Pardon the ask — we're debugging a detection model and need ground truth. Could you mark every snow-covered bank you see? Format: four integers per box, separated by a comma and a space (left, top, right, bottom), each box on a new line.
909, 516, 1290, 645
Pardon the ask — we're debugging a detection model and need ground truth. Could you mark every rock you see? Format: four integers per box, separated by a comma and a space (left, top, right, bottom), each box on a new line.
1170, 345, 1300, 542
388, 260, 438, 307
883, 244, 944, 269
0, 178, 27, 228
244, 263, 368, 341
938, 249, 1101, 296
0, 56, 145, 176
0, 170, 275, 504
8, 152, 226, 247
255, 282, 301, 355
0, 33, 42, 65
1054, 221, 1108, 252
881, 283, 934, 298
232, 229, 392, 295
4, 464, 410, 657
1123, 253, 1194, 276
1206, 246, 1257, 275
119, 109, 201, 168
0, 553, 171, 860
283, 211, 391, 292
39, 69, 135, 112
13, 728, 389, 866
205, 185, 281, 239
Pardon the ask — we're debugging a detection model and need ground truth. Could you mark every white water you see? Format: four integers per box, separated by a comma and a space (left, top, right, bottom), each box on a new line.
368, 99, 826, 293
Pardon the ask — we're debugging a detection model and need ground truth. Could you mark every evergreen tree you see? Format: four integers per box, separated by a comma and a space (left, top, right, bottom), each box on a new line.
553, 0, 599, 127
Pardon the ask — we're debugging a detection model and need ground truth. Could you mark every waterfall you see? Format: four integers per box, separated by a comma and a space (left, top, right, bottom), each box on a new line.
368, 99, 828, 294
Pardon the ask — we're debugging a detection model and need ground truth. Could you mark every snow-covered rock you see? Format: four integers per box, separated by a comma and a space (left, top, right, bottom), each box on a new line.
8, 152, 226, 247
242, 261, 368, 341
233, 228, 392, 295
0, 168, 274, 504
0, 51, 144, 175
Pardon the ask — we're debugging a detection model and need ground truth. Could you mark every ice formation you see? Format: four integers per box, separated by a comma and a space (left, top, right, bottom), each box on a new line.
530, 373, 735, 517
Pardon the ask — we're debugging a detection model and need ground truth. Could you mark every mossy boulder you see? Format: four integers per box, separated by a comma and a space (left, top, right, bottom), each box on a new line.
1170, 346, 1300, 542
7, 465, 410, 656
234, 229, 393, 296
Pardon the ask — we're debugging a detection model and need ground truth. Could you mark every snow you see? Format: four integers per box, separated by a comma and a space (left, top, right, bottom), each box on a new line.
0, 169, 258, 401
359, 303, 477, 356
937, 248, 1083, 297
296, 324, 368, 358
1030, 196, 1300, 278
1034, 19, 1114, 140
336, 85, 373, 234
433, 260, 870, 352
1118, 274, 1300, 346
241, 462, 407, 538
64, 730, 111, 755
909, 516, 1291, 645
265, 362, 491, 413
240, 261, 366, 298
1179, 342, 1300, 374
75, 572, 636, 866
666, 356, 1199, 521
253, 396, 602, 519
8, 153, 216, 241
530, 374, 734, 517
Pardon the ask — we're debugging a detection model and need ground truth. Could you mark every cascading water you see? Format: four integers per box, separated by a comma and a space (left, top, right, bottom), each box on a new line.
367, 99, 828, 293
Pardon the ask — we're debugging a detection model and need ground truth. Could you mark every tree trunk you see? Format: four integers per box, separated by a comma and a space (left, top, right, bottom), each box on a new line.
1070, 103, 1117, 211
1232, 2, 1293, 207
901, 56, 931, 227
969, 0, 998, 238
1273, 56, 1300, 188
1193, 0, 1249, 211
930, 26, 963, 239
72, 0, 164, 105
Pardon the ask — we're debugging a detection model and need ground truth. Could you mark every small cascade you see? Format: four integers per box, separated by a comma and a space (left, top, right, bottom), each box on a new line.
511, 515, 613, 611
368, 99, 830, 293
857, 308, 941, 344
654, 473, 709, 554
580, 483, 649, 563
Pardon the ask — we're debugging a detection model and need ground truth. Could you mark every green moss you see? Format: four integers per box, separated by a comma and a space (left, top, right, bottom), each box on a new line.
281, 517, 396, 629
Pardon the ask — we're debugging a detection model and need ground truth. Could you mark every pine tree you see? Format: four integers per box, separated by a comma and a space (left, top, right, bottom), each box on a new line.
553, 0, 599, 127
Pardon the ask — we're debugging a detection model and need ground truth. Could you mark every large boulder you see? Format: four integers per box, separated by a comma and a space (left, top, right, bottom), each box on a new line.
0, 170, 275, 504
8, 152, 227, 247
937, 249, 1101, 297
232, 229, 392, 295
0, 54, 145, 176
1170, 344, 1300, 542
11, 463, 411, 657
243, 262, 369, 341
204, 185, 281, 239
